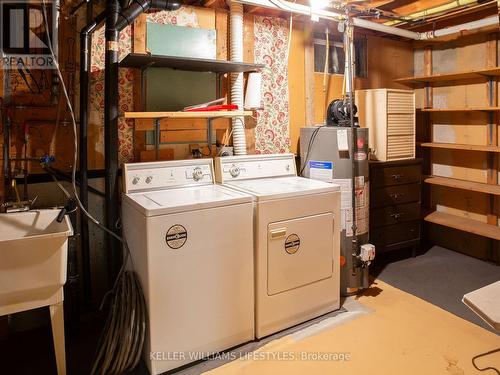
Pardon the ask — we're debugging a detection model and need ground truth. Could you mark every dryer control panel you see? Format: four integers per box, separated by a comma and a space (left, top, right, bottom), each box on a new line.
123, 159, 213, 193
214, 154, 297, 183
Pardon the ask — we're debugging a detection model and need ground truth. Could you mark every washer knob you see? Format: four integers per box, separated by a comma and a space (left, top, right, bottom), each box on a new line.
192, 167, 204, 181
145, 176, 153, 184
132, 176, 140, 185
229, 165, 240, 178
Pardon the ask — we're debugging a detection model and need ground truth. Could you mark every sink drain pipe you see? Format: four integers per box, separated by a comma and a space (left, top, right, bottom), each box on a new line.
104, 0, 182, 285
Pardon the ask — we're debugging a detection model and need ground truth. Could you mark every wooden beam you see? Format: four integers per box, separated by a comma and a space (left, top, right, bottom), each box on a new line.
132, 14, 147, 54
304, 22, 315, 126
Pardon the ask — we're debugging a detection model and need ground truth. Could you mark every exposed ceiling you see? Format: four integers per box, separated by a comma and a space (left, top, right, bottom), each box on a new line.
190, 0, 499, 35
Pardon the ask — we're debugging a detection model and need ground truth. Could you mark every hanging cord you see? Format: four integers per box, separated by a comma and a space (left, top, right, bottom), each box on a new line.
286, 10, 293, 63
472, 348, 500, 375
299, 125, 326, 176
40, 2, 147, 373
323, 28, 330, 121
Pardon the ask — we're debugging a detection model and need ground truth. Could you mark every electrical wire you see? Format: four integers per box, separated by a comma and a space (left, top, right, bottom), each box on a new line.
472, 348, 500, 375
286, 11, 293, 63
40, 2, 147, 374
299, 125, 325, 176
40, 0, 122, 245
323, 28, 329, 121
217, 128, 234, 156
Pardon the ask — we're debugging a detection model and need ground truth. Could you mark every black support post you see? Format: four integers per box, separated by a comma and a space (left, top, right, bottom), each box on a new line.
104, 0, 122, 287
79, 8, 106, 304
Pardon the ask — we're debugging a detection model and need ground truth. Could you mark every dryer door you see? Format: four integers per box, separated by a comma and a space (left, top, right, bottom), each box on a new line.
267, 212, 334, 296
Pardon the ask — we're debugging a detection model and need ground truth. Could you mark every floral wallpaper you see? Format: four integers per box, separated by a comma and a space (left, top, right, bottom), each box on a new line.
89, 9, 290, 162
90, 8, 200, 163
254, 16, 290, 154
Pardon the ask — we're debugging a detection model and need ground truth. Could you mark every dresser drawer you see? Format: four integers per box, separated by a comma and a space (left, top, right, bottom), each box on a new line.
371, 164, 421, 188
370, 221, 420, 246
370, 202, 420, 228
371, 184, 420, 208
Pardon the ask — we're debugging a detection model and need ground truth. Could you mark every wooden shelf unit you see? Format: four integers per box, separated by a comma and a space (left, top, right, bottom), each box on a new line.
425, 176, 500, 196
399, 39, 499, 246
395, 67, 500, 86
425, 212, 500, 241
421, 142, 500, 153
124, 111, 253, 119
419, 107, 500, 112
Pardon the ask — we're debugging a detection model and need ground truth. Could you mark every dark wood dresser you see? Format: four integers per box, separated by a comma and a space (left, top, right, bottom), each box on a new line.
369, 159, 422, 257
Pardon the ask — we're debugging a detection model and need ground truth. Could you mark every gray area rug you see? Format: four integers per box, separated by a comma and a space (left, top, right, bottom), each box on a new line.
375, 245, 500, 333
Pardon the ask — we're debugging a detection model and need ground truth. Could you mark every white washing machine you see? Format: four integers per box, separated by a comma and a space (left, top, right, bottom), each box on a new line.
214, 154, 341, 339
121, 159, 254, 375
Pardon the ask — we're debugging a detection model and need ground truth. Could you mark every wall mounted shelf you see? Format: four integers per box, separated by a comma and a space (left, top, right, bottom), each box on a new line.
124, 111, 253, 119
419, 107, 500, 112
124, 110, 254, 158
424, 211, 500, 241
425, 176, 500, 196
119, 53, 264, 73
395, 67, 500, 86
421, 142, 500, 152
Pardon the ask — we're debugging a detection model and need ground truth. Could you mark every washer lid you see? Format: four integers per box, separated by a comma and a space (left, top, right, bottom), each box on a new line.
123, 184, 252, 216
225, 176, 340, 201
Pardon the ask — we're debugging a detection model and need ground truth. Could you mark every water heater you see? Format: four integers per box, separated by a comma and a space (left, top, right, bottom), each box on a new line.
300, 126, 372, 295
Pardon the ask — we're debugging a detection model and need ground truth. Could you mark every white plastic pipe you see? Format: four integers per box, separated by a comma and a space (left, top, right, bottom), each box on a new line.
233, 0, 499, 40
229, 1, 247, 155
427, 15, 498, 39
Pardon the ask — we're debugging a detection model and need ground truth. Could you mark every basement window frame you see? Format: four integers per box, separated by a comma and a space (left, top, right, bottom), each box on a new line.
313, 32, 367, 78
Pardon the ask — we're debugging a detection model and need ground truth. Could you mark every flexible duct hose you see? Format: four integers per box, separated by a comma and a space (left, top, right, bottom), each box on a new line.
229, 1, 247, 155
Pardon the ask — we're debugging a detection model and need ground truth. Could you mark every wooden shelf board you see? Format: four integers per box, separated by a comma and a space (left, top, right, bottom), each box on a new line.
119, 53, 264, 73
421, 142, 500, 152
395, 67, 500, 85
425, 211, 500, 241
419, 107, 500, 112
124, 111, 253, 119
425, 176, 500, 196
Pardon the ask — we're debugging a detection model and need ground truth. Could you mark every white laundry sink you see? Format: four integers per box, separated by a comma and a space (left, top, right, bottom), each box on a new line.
0, 209, 73, 316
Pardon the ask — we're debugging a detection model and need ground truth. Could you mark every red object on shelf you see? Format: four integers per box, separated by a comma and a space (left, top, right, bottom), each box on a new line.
184, 104, 238, 112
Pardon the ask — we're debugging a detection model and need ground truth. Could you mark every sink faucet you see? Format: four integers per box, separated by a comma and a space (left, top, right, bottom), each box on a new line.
0, 180, 37, 213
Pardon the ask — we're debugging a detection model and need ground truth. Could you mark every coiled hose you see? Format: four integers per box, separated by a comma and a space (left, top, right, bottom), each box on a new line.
90, 270, 147, 375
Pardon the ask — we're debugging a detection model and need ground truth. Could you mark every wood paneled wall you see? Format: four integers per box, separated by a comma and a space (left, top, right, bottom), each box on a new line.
288, 23, 414, 153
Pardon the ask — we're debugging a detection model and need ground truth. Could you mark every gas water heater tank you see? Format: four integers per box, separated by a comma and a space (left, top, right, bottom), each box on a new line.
300, 126, 370, 296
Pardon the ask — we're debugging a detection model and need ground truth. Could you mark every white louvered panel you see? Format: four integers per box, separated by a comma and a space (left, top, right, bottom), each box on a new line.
387, 135, 414, 160
356, 88, 415, 161
387, 91, 414, 113
387, 114, 414, 136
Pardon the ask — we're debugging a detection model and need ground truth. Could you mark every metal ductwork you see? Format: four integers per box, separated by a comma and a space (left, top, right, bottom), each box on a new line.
104, 0, 182, 286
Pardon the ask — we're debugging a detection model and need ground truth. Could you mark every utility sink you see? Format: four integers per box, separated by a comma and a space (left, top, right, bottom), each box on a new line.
0, 209, 73, 316
0, 209, 73, 374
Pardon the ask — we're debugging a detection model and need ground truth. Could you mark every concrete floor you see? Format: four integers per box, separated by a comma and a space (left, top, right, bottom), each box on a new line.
1, 245, 498, 374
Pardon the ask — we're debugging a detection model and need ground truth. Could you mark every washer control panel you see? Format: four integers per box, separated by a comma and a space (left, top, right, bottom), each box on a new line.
123, 159, 213, 193
214, 154, 296, 183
